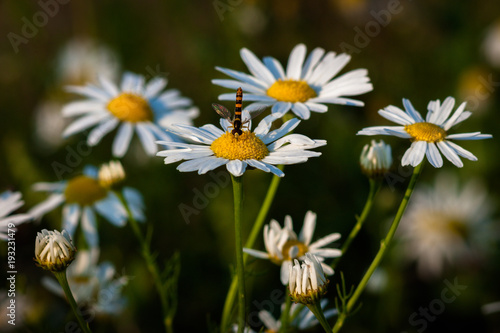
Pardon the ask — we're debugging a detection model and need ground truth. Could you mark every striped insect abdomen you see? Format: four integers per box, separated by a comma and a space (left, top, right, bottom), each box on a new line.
232, 87, 243, 135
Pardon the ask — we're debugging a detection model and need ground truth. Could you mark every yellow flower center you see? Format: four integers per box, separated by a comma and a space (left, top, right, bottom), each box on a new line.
64, 175, 108, 206
266, 79, 317, 103
210, 131, 269, 160
404, 122, 447, 142
270, 239, 309, 265
107, 93, 153, 122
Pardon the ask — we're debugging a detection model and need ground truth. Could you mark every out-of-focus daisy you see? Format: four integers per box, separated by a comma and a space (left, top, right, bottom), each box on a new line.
63, 72, 199, 157
232, 299, 336, 332
55, 38, 120, 86
29, 165, 144, 247
483, 19, 500, 69
398, 172, 495, 277
212, 44, 373, 119
244, 211, 341, 285
0, 191, 32, 241
357, 97, 492, 168
43, 249, 128, 315
156, 112, 326, 178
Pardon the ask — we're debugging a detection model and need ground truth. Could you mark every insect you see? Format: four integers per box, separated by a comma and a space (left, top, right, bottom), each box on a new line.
212, 87, 266, 136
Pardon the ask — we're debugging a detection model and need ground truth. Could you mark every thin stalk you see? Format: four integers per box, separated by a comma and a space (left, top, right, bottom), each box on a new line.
231, 175, 246, 333
54, 270, 93, 333
116, 191, 171, 333
307, 303, 333, 333
221, 168, 283, 332
332, 162, 424, 333
331, 179, 381, 270
278, 291, 292, 333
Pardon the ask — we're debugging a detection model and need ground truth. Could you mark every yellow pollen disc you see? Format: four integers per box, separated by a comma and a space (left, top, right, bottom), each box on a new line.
404, 122, 447, 143
270, 240, 309, 265
210, 131, 269, 160
107, 93, 153, 122
64, 175, 108, 206
266, 79, 317, 103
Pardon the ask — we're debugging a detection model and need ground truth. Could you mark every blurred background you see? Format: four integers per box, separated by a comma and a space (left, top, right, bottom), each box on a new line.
1, 0, 500, 332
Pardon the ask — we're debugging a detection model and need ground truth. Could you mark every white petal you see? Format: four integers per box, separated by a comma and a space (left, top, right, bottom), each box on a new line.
271, 102, 292, 117
215, 66, 269, 90
446, 132, 493, 140
280, 261, 290, 285
291, 102, 311, 120
112, 123, 134, 157
446, 141, 478, 161
243, 248, 269, 259
299, 211, 316, 245
87, 118, 119, 146
65, 85, 111, 101
301, 47, 325, 80
262, 56, 285, 80
62, 100, 106, 117
426, 142, 443, 168
308, 233, 342, 249
177, 156, 223, 172
432, 96, 455, 126
443, 102, 466, 131
28, 193, 65, 219
286, 44, 306, 80
144, 77, 167, 99
260, 118, 300, 144
63, 113, 109, 138
82, 207, 98, 247
310, 248, 342, 258
402, 99, 424, 123
240, 48, 276, 84
136, 123, 158, 155
226, 160, 247, 177
437, 141, 463, 167
211, 79, 265, 94
62, 204, 80, 237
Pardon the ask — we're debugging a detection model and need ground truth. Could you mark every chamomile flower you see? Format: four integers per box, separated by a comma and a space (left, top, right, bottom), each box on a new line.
43, 249, 128, 315
63, 72, 199, 157
0, 191, 32, 241
34, 229, 76, 272
398, 172, 495, 277
156, 112, 326, 178
243, 211, 341, 285
212, 44, 373, 119
29, 165, 145, 247
289, 254, 329, 304
357, 97, 492, 168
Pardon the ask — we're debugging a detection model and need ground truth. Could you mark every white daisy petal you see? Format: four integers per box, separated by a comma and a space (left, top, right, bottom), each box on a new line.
446, 141, 478, 161
308, 233, 342, 249
63, 113, 109, 138
81, 207, 98, 247
433, 96, 455, 126
112, 123, 134, 158
426, 142, 443, 168
66, 85, 111, 101
299, 211, 316, 245
98, 75, 120, 96
240, 48, 276, 84
215, 66, 269, 89
263, 56, 286, 80
177, 156, 221, 173
211, 79, 266, 95
442, 102, 466, 131
446, 132, 493, 140
144, 77, 167, 99
402, 98, 424, 122
62, 204, 80, 236
291, 102, 311, 120
226, 160, 247, 177
62, 100, 106, 117
286, 44, 306, 80
437, 141, 463, 167
87, 118, 119, 146
135, 123, 158, 155
271, 102, 292, 117
301, 47, 325, 80
243, 248, 269, 259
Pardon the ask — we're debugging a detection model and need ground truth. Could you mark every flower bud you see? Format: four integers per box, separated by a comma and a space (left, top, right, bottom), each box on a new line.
360, 140, 392, 178
98, 160, 125, 188
35, 229, 76, 272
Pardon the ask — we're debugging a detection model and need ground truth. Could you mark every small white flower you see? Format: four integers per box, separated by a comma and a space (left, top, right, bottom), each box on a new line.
212, 43, 373, 119
63, 71, 199, 157
35, 229, 76, 272
0, 191, 32, 241
358, 97, 492, 168
156, 112, 326, 178
43, 249, 128, 315
244, 211, 341, 285
289, 254, 329, 304
29, 165, 145, 248
398, 172, 495, 277
359, 139, 392, 177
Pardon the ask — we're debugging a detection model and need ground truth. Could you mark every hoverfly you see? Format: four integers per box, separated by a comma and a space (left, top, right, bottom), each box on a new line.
212, 87, 266, 136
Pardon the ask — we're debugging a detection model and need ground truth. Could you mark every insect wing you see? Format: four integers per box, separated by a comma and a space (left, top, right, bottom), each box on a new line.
212, 103, 232, 121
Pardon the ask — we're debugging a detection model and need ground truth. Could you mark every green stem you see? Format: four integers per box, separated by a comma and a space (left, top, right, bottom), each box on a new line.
307, 302, 333, 333
278, 291, 292, 333
221, 168, 283, 332
54, 270, 93, 333
116, 191, 171, 333
332, 162, 424, 333
331, 179, 381, 270
231, 175, 246, 333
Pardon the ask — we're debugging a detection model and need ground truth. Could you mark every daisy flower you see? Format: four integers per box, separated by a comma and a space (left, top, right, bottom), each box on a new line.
29, 165, 145, 247
43, 249, 128, 315
357, 97, 492, 168
212, 43, 373, 120
63, 71, 199, 157
289, 254, 329, 304
398, 172, 495, 277
0, 191, 32, 241
243, 211, 341, 285
232, 299, 336, 332
156, 111, 326, 178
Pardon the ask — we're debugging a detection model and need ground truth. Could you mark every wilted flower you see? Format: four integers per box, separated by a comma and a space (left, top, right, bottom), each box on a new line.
289, 254, 329, 304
